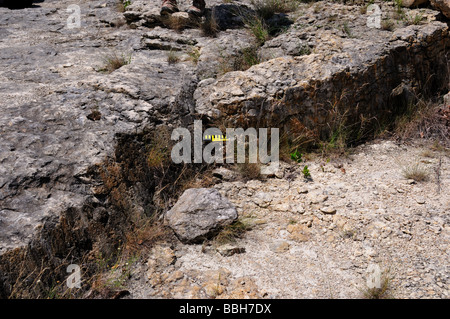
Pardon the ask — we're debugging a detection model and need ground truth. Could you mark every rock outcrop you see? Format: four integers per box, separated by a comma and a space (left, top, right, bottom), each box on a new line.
165, 188, 238, 243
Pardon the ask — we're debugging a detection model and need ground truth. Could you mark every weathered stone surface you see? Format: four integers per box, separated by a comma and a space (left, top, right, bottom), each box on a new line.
212, 167, 238, 181
165, 188, 238, 243
0, 0, 201, 298
431, 0, 450, 18
320, 206, 337, 215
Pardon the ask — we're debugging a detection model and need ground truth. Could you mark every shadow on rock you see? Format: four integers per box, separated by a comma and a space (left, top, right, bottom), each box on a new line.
0, 0, 39, 9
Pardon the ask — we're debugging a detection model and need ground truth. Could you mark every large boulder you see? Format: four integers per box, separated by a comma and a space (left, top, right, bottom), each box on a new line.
431, 0, 450, 18
401, 0, 429, 7
165, 188, 238, 243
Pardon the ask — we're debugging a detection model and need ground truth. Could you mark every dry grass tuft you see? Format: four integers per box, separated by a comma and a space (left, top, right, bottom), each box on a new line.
166, 50, 180, 65
394, 99, 449, 146
201, 10, 219, 37
124, 218, 173, 254
252, 0, 299, 20
164, 15, 188, 33
100, 52, 131, 73
236, 162, 263, 181
381, 19, 395, 31
212, 218, 253, 246
402, 162, 429, 182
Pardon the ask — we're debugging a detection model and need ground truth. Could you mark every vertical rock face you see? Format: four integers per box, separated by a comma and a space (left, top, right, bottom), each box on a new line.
165, 188, 238, 243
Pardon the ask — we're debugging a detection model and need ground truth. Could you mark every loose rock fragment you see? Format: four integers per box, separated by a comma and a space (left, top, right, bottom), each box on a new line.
165, 188, 238, 243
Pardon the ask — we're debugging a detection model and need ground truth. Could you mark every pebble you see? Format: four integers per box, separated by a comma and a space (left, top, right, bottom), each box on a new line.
320, 206, 337, 214
415, 197, 426, 204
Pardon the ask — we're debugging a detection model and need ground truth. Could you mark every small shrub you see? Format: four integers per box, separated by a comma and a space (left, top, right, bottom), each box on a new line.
393, 0, 406, 21
238, 46, 261, 70
394, 99, 449, 143
125, 218, 172, 253
359, 5, 368, 15
411, 13, 423, 25
117, 0, 131, 12
302, 165, 311, 179
146, 128, 172, 168
290, 149, 302, 162
298, 44, 311, 56
217, 46, 261, 76
278, 117, 318, 162
342, 21, 352, 37
164, 15, 188, 32
420, 149, 434, 158
318, 126, 349, 157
